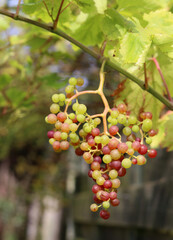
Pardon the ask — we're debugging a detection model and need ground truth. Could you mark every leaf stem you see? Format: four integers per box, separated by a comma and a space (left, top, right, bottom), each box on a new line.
15, 0, 21, 17
151, 57, 172, 103
0, 9, 173, 110
53, 0, 65, 29
43, 1, 54, 22
144, 62, 148, 90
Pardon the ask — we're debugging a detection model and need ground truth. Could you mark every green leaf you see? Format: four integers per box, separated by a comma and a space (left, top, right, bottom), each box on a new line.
0, 74, 12, 90
38, 73, 68, 89
6, 89, 26, 107
0, 16, 9, 30
94, 0, 107, 14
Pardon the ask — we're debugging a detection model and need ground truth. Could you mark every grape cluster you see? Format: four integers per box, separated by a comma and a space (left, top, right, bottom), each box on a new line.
45, 77, 158, 220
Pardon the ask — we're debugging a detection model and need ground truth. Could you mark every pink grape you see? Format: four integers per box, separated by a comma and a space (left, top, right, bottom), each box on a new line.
47, 130, 54, 139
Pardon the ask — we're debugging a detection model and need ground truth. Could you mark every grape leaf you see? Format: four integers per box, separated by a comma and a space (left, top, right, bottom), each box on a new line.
0, 74, 12, 90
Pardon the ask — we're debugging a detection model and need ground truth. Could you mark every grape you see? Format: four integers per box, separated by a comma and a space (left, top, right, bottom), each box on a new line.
118, 167, 126, 177
102, 201, 110, 209
110, 199, 120, 206
126, 141, 132, 148
75, 147, 84, 156
109, 126, 119, 135
92, 184, 102, 193
140, 112, 146, 120
59, 101, 64, 107
88, 170, 93, 178
61, 132, 68, 140
118, 143, 128, 153
69, 123, 78, 132
79, 129, 87, 137
145, 112, 152, 119
49, 138, 55, 145
93, 156, 102, 164
47, 114, 57, 124
77, 77, 84, 86
80, 142, 89, 151
111, 118, 118, 125
72, 102, 79, 111
109, 169, 118, 179
52, 94, 59, 103
57, 112, 67, 122
101, 135, 110, 145
54, 131, 62, 141
84, 125, 92, 133
137, 155, 147, 165
127, 134, 136, 142
94, 118, 101, 126
103, 180, 112, 189
91, 161, 100, 170
111, 178, 121, 188
65, 85, 74, 94
110, 149, 121, 160
92, 170, 101, 179
77, 114, 85, 123
138, 144, 148, 155
118, 114, 126, 124
102, 154, 112, 164
93, 195, 102, 204
96, 177, 105, 185
123, 126, 131, 136
50, 103, 60, 114
78, 104, 87, 114
127, 148, 134, 155
64, 118, 73, 124
55, 121, 62, 130
132, 158, 137, 164
111, 110, 119, 118
61, 123, 70, 133
122, 158, 132, 169
102, 145, 111, 155
118, 103, 127, 113
148, 129, 157, 137
59, 93, 66, 102
69, 113, 76, 120
148, 149, 157, 158
53, 141, 60, 151
90, 203, 98, 212
128, 115, 137, 125
109, 192, 117, 200
108, 138, 119, 150
109, 160, 121, 170
100, 191, 110, 201
142, 119, 152, 132
60, 141, 70, 150
94, 136, 101, 144
83, 152, 92, 161
146, 137, 152, 144
91, 128, 100, 136
47, 130, 54, 139
99, 210, 110, 220
88, 138, 95, 146
132, 125, 139, 132
107, 116, 112, 123
69, 77, 77, 86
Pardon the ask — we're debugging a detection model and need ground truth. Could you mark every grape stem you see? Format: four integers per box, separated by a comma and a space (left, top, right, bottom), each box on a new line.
65, 60, 110, 134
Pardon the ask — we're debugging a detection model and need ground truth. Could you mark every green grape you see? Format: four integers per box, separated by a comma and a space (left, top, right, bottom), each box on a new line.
126, 141, 132, 148
79, 129, 87, 137
52, 94, 59, 103
77, 77, 84, 86
101, 135, 110, 145
71, 135, 79, 143
59, 101, 64, 106
96, 177, 105, 185
146, 137, 152, 144
84, 125, 92, 133
69, 77, 77, 85
108, 123, 112, 129
122, 158, 132, 169
102, 201, 110, 209
65, 85, 74, 93
70, 123, 78, 132
69, 132, 77, 140
65, 99, 72, 105
77, 104, 87, 114
142, 119, 152, 132
111, 110, 119, 118
77, 114, 85, 123
103, 154, 112, 164
132, 125, 139, 132
123, 127, 131, 136
109, 169, 118, 179
64, 118, 73, 124
107, 116, 112, 123
95, 136, 101, 143
128, 115, 137, 125
69, 113, 76, 120
49, 138, 55, 145
111, 118, 118, 125
61, 132, 68, 140
118, 114, 126, 124
59, 93, 66, 102
50, 103, 60, 114
92, 170, 101, 179
72, 102, 79, 111
94, 118, 101, 126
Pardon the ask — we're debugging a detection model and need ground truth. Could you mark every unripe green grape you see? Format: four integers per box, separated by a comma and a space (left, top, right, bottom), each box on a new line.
65, 99, 72, 105
72, 102, 79, 111
77, 104, 87, 114
122, 158, 132, 169
128, 115, 137, 125
84, 125, 92, 133
69, 113, 76, 120
79, 129, 87, 137
64, 119, 73, 124
77, 114, 85, 123
49, 138, 55, 145
71, 135, 79, 143
59, 93, 66, 102
102, 201, 110, 209
52, 94, 59, 103
59, 101, 64, 107
142, 119, 152, 132
111, 110, 119, 118
65, 85, 74, 93
132, 125, 139, 133
126, 141, 132, 148
69, 132, 77, 140
94, 118, 101, 126
109, 169, 118, 179
107, 116, 112, 123
118, 114, 126, 124
69, 77, 77, 85
96, 177, 105, 185
70, 123, 78, 132
123, 127, 131, 136
50, 103, 60, 114
111, 118, 118, 125
146, 137, 152, 144
124, 120, 130, 127
45, 116, 48, 123
101, 135, 110, 145
95, 136, 101, 143
108, 123, 112, 128
61, 132, 68, 140
103, 154, 112, 164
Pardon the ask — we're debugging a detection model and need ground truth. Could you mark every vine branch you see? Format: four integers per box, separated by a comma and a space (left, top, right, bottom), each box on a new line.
53, 0, 65, 29
0, 9, 173, 110
15, 0, 21, 17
